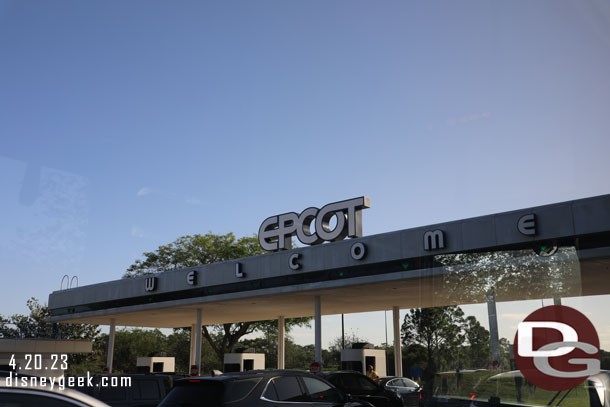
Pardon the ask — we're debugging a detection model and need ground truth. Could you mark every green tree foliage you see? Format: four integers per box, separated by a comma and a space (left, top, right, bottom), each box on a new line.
123, 232, 311, 363
601, 349, 610, 370
112, 328, 167, 373
401, 306, 516, 375
325, 333, 369, 370
401, 306, 465, 376
236, 333, 327, 370
0, 298, 100, 375
0, 298, 99, 340
124, 233, 263, 277
286, 342, 315, 370
403, 343, 428, 378
165, 329, 192, 373
434, 248, 580, 306
463, 315, 491, 368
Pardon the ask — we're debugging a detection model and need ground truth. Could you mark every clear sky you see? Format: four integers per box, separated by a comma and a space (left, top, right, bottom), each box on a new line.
1, 1, 609, 349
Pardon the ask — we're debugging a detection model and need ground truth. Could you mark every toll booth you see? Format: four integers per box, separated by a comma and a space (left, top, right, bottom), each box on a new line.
341, 342, 387, 377
136, 356, 175, 373
223, 348, 265, 372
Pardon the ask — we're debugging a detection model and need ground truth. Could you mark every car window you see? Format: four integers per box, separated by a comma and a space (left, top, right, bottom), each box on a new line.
301, 376, 343, 403
132, 379, 161, 400
225, 377, 262, 403
98, 384, 128, 401
356, 376, 379, 392
0, 392, 79, 407
402, 378, 419, 388
262, 379, 279, 400
386, 378, 400, 387
263, 376, 308, 402
158, 381, 223, 407
334, 374, 358, 393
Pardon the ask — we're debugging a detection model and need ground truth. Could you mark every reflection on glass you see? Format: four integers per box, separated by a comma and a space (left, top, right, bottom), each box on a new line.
434, 246, 581, 305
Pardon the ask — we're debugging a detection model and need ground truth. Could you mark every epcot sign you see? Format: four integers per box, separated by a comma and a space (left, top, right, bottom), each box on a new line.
258, 197, 371, 251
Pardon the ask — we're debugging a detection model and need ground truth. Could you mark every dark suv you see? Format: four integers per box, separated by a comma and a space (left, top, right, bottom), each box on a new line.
159, 370, 375, 407
67, 373, 171, 407
322, 371, 403, 407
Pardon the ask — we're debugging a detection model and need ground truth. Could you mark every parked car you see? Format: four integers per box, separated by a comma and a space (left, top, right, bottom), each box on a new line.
377, 377, 421, 407
322, 371, 403, 407
0, 377, 111, 407
66, 373, 170, 407
158, 369, 375, 407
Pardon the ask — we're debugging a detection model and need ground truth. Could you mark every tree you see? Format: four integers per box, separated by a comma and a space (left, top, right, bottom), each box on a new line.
326, 333, 369, 370
433, 248, 580, 306
0, 298, 99, 341
401, 306, 465, 376
461, 315, 490, 369
239, 334, 316, 370
0, 298, 101, 375
601, 349, 610, 370
403, 343, 428, 378
124, 232, 311, 362
286, 343, 314, 370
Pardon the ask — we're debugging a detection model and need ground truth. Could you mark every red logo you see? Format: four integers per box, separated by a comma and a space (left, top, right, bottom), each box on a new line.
513, 305, 600, 391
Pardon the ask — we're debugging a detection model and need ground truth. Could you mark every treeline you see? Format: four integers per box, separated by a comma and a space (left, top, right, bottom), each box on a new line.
401, 305, 511, 378
3, 299, 609, 376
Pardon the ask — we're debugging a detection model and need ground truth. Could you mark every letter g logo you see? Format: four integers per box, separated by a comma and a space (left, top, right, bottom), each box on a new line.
513, 305, 600, 391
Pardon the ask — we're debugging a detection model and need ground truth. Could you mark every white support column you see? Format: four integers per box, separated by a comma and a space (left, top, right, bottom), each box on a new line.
106, 319, 116, 373
189, 324, 197, 366
314, 296, 321, 364
195, 309, 203, 374
278, 316, 285, 369
393, 306, 403, 377
487, 289, 501, 365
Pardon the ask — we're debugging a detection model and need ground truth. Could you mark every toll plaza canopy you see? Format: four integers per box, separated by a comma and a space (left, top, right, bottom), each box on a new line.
47, 194, 610, 328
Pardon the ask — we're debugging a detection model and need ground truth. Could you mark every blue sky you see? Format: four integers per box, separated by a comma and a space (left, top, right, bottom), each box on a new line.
1, 1, 609, 348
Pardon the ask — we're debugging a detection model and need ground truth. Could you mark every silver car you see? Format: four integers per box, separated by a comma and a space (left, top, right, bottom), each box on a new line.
0, 376, 111, 407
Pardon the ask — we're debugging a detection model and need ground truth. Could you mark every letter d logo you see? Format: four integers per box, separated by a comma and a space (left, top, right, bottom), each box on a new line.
517, 321, 577, 357
514, 305, 600, 391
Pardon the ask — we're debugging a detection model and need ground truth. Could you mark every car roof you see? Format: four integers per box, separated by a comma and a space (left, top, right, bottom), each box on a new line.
0, 377, 110, 406
322, 370, 365, 375
184, 369, 316, 382
379, 376, 419, 384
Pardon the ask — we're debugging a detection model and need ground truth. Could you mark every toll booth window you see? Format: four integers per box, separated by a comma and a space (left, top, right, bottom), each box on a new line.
243, 359, 254, 371
224, 363, 241, 373
365, 356, 375, 370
